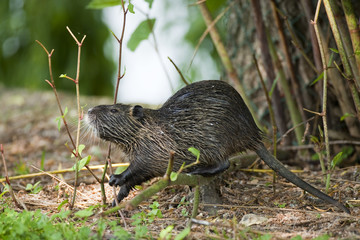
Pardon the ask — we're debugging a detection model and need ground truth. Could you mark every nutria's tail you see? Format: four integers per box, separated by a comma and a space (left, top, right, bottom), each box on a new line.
255, 144, 350, 214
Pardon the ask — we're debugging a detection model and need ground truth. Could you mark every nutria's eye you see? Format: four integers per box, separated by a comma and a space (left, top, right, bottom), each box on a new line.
110, 109, 118, 113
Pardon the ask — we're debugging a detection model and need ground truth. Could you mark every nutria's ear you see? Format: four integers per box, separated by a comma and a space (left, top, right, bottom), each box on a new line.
131, 105, 144, 120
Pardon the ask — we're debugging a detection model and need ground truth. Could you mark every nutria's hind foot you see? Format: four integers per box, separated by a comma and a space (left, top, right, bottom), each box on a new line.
189, 160, 230, 177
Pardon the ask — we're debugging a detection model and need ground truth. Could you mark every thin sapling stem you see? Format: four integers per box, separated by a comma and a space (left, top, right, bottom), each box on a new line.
101, 0, 128, 226
66, 26, 86, 208
312, 0, 331, 192
1, 144, 24, 209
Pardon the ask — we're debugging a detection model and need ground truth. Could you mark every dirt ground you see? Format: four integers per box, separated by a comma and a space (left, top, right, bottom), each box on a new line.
1, 87, 359, 239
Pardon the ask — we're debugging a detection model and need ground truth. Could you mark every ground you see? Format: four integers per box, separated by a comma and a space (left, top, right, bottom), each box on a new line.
0, 87, 359, 239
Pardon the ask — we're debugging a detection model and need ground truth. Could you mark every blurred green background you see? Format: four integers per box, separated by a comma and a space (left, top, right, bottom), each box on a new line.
0, 0, 116, 96
0, 0, 226, 99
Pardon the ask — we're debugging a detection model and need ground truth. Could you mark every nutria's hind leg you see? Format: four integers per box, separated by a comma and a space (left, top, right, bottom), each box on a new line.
189, 160, 230, 176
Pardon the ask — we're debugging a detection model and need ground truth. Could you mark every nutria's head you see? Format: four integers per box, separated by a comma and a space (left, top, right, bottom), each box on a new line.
86, 104, 145, 146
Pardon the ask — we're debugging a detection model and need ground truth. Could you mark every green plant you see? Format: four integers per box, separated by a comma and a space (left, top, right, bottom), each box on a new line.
129, 201, 164, 239
55, 107, 68, 131
25, 181, 42, 194
14, 159, 29, 175
274, 202, 286, 208
0, 208, 94, 240
108, 221, 132, 239
177, 196, 189, 217
0, 184, 9, 198
170, 147, 201, 181
131, 201, 163, 225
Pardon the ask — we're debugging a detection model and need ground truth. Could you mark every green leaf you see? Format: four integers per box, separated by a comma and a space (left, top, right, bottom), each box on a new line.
340, 112, 354, 121
0, 184, 9, 198
71, 144, 85, 158
331, 152, 343, 169
188, 147, 200, 158
128, 2, 135, 13
59, 74, 67, 78
87, 0, 122, 9
313, 234, 330, 240
170, 172, 178, 181
311, 152, 320, 161
115, 165, 128, 174
63, 107, 68, 118
55, 116, 62, 131
291, 234, 304, 240
26, 183, 33, 191
127, 19, 156, 51
144, 0, 154, 8
40, 151, 45, 171
78, 144, 85, 155
341, 146, 354, 158
25, 181, 42, 194
269, 74, 279, 97
256, 234, 272, 240
150, 201, 159, 209
50, 209, 71, 221
310, 71, 324, 86
318, 125, 324, 138
310, 135, 319, 144
274, 202, 286, 208
181, 208, 189, 217
134, 225, 149, 239
159, 225, 174, 240
75, 206, 95, 218
32, 181, 42, 194
110, 221, 131, 239
327, 52, 335, 67
72, 155, 91, 171
329, 48, 339, 53
57, 199, 69, 211
174, 227, 190, 240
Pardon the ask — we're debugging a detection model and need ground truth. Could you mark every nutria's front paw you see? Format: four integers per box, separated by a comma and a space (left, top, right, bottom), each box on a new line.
109, 174, 125, 186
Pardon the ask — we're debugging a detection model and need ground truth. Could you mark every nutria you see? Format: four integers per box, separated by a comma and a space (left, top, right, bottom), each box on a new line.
86, 80, 349, 213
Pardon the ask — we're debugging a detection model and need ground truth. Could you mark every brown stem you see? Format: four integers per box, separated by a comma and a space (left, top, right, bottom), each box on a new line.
37, 41, 101, 183
198, 1, 262, 129
270, 0, 306, 123
164, 151, 175, 181
104, 1, 129, 207
253, 55, 277, 157
312, 0, 331, 192
1, 144, 23, 209
114, 1, 128, 103
188, 3, 230, 72
168, 57, 189, 86
329, 0, 360, 86
65, 26, 87, 208
301, 0, 323, 72
323, 0, 360, 121
250, 0, 288, 140
341, 0, 360, 77
102, 0, 128, 226
36, 41, 77, 150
